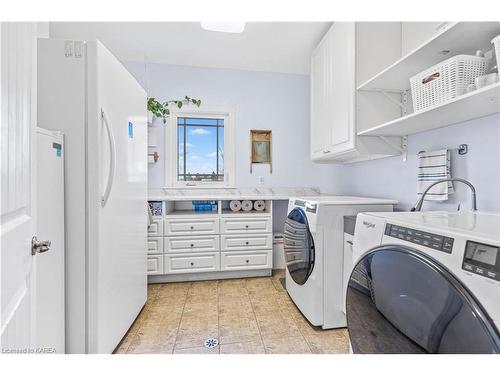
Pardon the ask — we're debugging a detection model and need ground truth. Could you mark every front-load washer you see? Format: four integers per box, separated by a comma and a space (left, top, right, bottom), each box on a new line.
284, 196, 396, 329
346, 211, 500, 353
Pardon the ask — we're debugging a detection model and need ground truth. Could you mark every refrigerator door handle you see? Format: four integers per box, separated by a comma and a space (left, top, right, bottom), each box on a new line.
101, 108, 116, 207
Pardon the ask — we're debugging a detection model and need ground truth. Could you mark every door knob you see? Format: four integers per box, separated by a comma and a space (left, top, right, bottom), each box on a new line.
31, 236, 51, 256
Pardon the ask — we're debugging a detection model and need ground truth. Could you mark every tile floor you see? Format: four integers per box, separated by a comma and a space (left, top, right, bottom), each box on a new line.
114, 271, 349, 354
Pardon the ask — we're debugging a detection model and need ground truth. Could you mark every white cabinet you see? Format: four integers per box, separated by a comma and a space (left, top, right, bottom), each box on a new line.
147, 255, 164, 275
164, 235, 219, 253
164, 252, 220, 274
221, 250, 273, 271
310, 22, 403, 162
311, 22, 355, 159
164, 217, 219, 236
220, 216, 272, 234
221, 233, 273, 252
148, 218, 163, 236
147, 237, 163, 255
147, 200, 273, 279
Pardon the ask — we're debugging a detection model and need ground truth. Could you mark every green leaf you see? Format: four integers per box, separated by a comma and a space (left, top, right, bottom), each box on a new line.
177, 101, 182, 108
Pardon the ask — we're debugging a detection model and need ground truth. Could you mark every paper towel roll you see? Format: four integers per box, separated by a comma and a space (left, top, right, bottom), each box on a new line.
254, 200, 266, 211
241, 200, 253, 211
229, 200, 242, 212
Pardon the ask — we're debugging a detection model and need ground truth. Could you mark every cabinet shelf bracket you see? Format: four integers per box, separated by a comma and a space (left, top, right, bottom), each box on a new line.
376, 89, 405, 109
377, 135, 408, 161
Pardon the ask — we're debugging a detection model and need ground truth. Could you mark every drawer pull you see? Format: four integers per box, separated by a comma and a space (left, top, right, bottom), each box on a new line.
245, 241, 249, 245
190, 226, 194, 230
190, 262, 194, 266
245, 259, 249, 263
245, 225, 249, 229
190, 243, 194, 247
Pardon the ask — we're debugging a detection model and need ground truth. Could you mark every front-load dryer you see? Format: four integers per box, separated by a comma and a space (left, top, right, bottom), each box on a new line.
346, 211, 500, 353
284, 196, 396, 329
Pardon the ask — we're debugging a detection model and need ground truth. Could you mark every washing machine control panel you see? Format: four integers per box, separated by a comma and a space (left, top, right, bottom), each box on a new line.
462, 241, 500, 281
384, 224, 454, 253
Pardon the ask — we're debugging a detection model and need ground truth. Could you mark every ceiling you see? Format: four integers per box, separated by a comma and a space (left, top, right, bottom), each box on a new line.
49, 22, 331, 75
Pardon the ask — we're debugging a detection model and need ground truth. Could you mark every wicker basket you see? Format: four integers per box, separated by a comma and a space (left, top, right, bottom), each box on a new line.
492, 34, 500, 67
410, 54, 489, 112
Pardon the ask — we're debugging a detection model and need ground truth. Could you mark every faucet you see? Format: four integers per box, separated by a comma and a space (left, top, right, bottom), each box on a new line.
410, 178, 477, 212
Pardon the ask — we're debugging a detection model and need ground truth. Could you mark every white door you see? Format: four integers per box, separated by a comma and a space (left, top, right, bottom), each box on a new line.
0, 23, 38, 352
35, 129, 65, 353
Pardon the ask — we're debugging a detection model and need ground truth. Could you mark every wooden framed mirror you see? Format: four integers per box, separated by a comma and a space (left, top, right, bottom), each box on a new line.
250, 130, 272, 173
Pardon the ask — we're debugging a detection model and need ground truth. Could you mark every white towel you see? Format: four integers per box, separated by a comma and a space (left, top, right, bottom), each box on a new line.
417, 149, 454, 201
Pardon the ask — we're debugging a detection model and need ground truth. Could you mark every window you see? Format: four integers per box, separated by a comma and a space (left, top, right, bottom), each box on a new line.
177, 117, 224, 182
165, 108, 234, 188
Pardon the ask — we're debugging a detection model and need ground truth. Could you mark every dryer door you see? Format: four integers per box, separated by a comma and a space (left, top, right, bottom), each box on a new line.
284, 208, 315, 285
346, 245, 500, 354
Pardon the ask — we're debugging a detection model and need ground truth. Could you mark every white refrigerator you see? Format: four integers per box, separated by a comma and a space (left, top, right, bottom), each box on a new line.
37, 39, 148, 353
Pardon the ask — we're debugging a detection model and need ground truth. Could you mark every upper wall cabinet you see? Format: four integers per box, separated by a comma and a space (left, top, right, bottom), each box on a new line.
310, 22, 403, 163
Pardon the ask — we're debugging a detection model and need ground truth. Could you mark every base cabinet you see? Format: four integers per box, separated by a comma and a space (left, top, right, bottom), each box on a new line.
147, 255, 164, 275
147, 205, 273, 280
221, 250, 273, 271
164, 252, 220, 274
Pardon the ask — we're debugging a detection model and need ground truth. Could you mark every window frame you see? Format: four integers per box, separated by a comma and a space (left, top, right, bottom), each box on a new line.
164, 106, 235, 188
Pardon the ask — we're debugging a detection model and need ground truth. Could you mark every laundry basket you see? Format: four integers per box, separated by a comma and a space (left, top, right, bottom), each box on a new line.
492, 34, 500, 66
410, 54, 489, 112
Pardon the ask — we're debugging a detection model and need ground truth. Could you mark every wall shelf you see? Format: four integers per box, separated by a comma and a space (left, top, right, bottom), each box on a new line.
357, 22, 500, 92
358, 82, 500, 136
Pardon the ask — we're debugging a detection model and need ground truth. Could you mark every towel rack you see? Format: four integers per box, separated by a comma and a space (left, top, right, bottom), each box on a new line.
418, 144, 468, 156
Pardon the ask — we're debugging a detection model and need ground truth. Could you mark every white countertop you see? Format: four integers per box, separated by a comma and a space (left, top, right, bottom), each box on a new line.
148, 187, 322, 201
291, 195, 398, 205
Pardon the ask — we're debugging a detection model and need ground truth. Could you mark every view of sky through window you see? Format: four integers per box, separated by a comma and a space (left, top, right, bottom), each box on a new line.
177, 117, 224, 182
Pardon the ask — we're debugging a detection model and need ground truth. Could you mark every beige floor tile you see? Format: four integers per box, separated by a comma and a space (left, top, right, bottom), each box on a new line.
262, 336, 312, 354
173, 346, 220, 354
175, 320, 219, 349
304, 329, 349, 354
255, 313, 302, 339
115, 275, 350, 355
126, 334, 175, 354
219, 316, 261, 344
220, 340, 266, 354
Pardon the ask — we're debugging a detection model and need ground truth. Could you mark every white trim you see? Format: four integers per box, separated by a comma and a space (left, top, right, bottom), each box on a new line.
164, 106, 235, 189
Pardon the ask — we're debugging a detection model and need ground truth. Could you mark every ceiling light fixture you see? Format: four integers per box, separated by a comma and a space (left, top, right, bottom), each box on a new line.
200, 22, 245, 33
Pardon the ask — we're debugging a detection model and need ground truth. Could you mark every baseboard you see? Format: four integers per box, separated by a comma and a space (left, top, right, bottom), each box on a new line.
148, 269, 273, 283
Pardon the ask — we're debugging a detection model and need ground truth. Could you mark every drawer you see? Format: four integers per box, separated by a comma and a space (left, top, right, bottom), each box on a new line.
147, 237, 163, 254
221, 233, 272, 252
147, 255, 164, 275
148, 218, 164, 237
164, 217, 219, 236
220, 216, 272, 234
221, 250, 272, 271
164, 252, 220, 274
164, 235, 219, 253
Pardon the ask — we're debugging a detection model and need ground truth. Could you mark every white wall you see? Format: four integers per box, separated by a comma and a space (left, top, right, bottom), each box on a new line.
124, 61, 339, 192
334, 114, 500, 212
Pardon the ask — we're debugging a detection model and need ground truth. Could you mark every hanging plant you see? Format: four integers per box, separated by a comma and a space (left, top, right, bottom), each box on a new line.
147, 96, 202, 124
